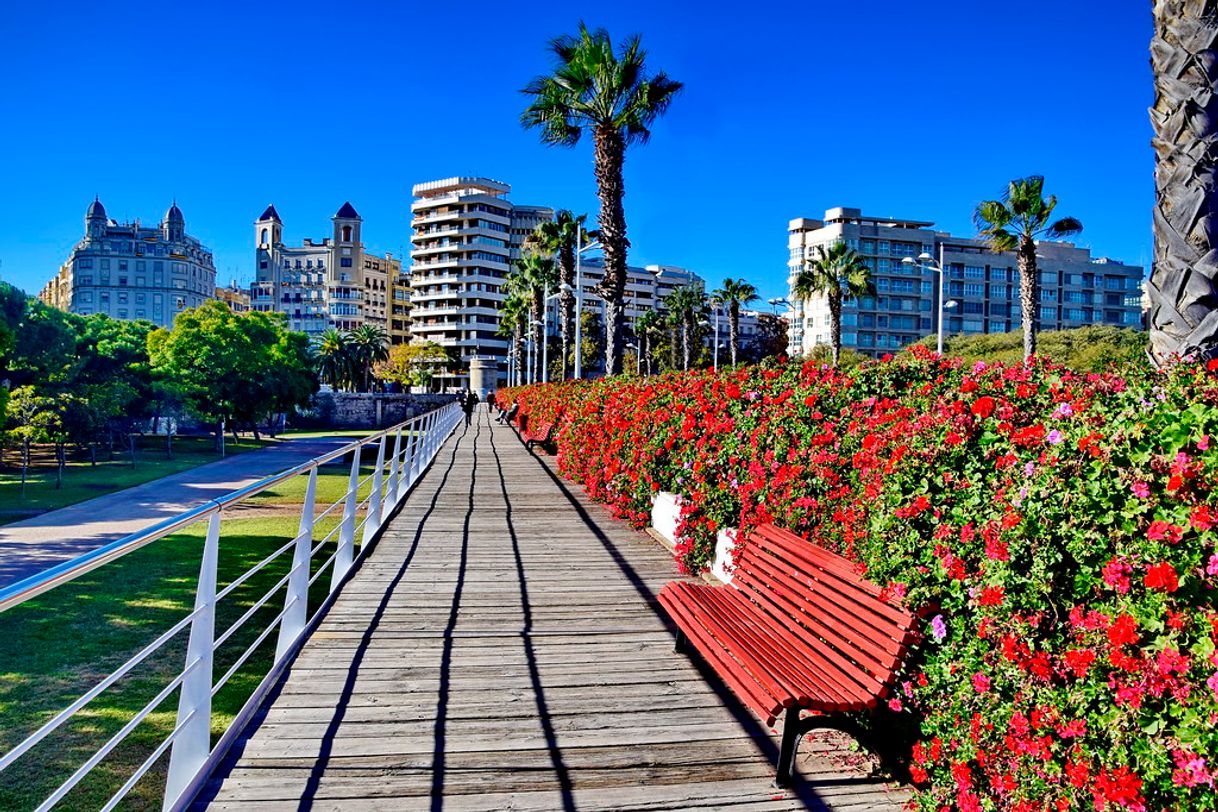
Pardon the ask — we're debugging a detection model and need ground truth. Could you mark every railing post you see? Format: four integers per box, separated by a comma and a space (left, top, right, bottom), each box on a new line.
401, 418, 418, 491
361, 435, 387, 547
275, 467, 317, 663
163, 511, 220, 810
330, 445, 361, 592
387, 427, 404, 507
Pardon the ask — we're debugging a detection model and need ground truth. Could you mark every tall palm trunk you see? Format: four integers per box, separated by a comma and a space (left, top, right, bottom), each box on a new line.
513, 325, 524, 386
1017, 236, 1039, 360
682, 313, 694, 371
729, 302, 740, 366
828, 292, 843, 367
593, 126, 628, 375
558, 243, 575, 379
1148, 0, 1218, 363
532, 288, 545, 383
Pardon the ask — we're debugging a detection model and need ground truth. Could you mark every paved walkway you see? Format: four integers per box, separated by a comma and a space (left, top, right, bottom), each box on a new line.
195, 411, 909, 811
0, 436, 353, 589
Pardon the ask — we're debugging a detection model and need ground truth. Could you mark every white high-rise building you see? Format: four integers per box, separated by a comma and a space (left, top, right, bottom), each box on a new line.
786, 207, 1145, 357
408, 177, 553, 390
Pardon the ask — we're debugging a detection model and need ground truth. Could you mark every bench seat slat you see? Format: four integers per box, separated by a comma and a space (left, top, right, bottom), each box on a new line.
688, 583, 867, 712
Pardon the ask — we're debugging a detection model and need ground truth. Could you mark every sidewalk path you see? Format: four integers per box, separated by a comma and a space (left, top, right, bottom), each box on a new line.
0, 436, 355, 590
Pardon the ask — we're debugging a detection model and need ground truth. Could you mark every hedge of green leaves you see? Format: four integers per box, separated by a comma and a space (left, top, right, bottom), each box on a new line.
499, 347, 1218, 810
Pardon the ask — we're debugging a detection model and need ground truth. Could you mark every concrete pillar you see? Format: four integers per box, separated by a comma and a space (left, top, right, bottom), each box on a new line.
469, 357, 496, 399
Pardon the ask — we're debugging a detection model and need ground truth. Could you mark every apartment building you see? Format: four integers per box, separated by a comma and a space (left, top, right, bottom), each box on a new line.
250, 202, 395, 338
39, 198, 216, 328
215, 282, 250, 312
786, 207, 1145, 357
389, 267, 412, 345
408, 177, 553, 389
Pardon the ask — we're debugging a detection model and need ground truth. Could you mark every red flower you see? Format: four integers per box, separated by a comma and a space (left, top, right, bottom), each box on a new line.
1062, 648, 1095, 678
1144, 562, 1180, 593
971, 396, 995, 418
1147, 520, 1184, 544
1011, 424, 1046, 447
1190, 504, 1214, 532
1107, 614, 1139, 647
977, 585, 1004, 606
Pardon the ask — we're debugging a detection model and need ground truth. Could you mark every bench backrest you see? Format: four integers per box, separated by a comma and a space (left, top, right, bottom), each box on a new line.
732, 524, 916, 692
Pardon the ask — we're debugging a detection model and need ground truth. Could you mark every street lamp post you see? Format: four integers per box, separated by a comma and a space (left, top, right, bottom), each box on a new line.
902, 245, 957, 355
533, 319, 547, 384
573, 232, 602, 380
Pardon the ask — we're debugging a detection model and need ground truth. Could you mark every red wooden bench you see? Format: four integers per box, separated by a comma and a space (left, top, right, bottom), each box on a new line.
657, 523, 917, 786
523, 421, 555, 452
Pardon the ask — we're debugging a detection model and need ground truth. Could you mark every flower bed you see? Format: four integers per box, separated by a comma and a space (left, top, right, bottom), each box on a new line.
498, 347, 1218, 811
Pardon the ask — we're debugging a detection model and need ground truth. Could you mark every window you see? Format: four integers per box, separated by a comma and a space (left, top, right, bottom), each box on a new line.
101, 259, 111, 270
78, 258, 93, 269
342, 225, 352, 242
340, 258, 353, 267
261, 228, 268, 244
119, 260, 128, 271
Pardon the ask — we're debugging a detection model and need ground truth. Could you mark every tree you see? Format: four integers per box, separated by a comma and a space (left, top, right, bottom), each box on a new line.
525, 210, 590, 379
662, 284, 708, 371
148, 301, 316, 452
510, 252, 559, 383
347, 324, 389, 392
974, 176, 1083, 361
374, 341, 453, 391
711, 278, 760, 367
0, 283, 27, 422
791, 241, 874, 367
317, 328, 354, 391
522, 24, 682, 376
742, 313, 789, 364
497, 292, 531, 386
580, 310, 606, 375
7, 386, 69, 493
1146, 2, 1218, 363
634, 310, 664, 375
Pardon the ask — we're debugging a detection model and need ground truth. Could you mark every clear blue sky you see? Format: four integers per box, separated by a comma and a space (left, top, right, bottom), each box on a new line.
0, 0, 1153, 303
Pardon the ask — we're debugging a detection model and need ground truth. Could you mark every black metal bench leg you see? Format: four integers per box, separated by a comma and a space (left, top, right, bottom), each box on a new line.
774, 706, 804, 788
673, 630, 688, 654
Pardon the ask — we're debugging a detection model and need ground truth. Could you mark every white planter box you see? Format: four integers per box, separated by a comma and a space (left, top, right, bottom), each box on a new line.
650, 491, 682, 545
711, 528, 738, 584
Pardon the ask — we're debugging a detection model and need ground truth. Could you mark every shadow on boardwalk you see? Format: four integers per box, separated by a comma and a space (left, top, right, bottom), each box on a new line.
195, 411, 909, 811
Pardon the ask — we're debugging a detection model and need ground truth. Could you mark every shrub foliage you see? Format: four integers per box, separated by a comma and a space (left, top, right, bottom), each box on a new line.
499, 348, 1218, 810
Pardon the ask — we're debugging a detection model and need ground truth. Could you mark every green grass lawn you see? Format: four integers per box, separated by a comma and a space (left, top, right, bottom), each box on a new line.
0, 437, 271, 525
0, 460, 372, 810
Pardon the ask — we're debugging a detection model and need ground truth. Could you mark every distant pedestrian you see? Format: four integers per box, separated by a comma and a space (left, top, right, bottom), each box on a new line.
463, 390, 478, 425
486, 391, 496, 413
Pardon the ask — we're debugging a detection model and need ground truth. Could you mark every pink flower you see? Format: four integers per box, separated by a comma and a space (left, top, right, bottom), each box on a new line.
972, 672, 991, 693
888, 696, 903, 712
1207, 671, 1218, 701
1207, 554, 1218, 577
1200, 434, 1211, 451
1046, 429, 1065, 445
1131, 481, 1150, 499
1053, 402, 1074, 418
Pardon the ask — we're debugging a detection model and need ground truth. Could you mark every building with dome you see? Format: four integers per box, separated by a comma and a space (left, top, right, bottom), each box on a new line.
38, 198, 217, 328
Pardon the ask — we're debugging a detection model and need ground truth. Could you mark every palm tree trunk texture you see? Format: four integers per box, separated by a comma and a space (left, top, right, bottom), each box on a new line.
729, 302, 740, 366
532, 290, 544, 383
1018, 236, 1039, 360
593, 126, 628, 376
829, 293, 843, 367
1148, 0, 1218, 363
682, 317, 692, 371
559, 244, 575, 379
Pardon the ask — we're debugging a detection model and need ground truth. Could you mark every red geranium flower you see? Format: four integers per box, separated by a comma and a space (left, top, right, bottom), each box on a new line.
971, 396, 995, 418
1144, 562, 1179, 593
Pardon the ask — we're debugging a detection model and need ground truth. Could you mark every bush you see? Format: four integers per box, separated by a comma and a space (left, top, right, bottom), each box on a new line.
498, 348, 1218, 811
913, 325, 1149, 372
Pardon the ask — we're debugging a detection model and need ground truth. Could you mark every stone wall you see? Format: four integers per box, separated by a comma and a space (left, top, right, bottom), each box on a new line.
297, 391, 458, 430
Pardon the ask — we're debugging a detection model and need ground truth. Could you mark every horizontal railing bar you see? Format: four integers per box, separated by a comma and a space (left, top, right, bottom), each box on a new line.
213, 536, 298, 603
35, 659, 200, 811
307, 549, 340, 588
210, 602, 293, 698
0, 407, 451, 615
212, 569, 293, 652
99, 709, 187, 812
0, 605, 202, 771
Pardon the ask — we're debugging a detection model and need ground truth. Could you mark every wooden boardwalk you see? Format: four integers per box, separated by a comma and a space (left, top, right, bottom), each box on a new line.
195, 411, 909, 811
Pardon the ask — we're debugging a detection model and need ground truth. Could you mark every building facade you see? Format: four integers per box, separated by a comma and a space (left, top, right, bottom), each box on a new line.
786, 207, 1145, 357
389, 266, 412, 345
215, 282, 250, 312
408, 177, 554, 389
39, 198, 216, 327
250, 202, 397, 338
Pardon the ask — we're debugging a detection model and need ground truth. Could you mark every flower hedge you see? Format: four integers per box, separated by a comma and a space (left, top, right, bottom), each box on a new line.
498, 347, 1218, 811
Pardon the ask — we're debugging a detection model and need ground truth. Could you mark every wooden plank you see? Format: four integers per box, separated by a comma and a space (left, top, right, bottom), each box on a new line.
195, 412, 906, 811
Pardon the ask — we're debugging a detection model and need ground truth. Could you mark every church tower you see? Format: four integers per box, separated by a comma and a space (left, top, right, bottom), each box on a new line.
85, 197, 107, 239
255, 204, 283, 284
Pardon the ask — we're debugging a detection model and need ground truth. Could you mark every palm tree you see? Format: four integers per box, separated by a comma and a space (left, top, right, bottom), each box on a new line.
525, 210, 589, 379
522, 24, 682, 377
663, 284, 708, 371
317, 328, 353, 390
711, 278, 760, 366
634, 310, 664, 375
511, 253, 559, 383
974, 177, 1082, 361
791, 242, 874, 367
347, 324, 389, 392
1147, 2, 1218, 364
496, 293, 530, 386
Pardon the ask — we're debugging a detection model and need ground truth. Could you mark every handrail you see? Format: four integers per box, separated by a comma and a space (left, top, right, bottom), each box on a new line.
0, 400, 464, 811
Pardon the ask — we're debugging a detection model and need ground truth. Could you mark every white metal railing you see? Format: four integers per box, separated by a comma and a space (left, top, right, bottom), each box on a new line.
0, 401, 463, 811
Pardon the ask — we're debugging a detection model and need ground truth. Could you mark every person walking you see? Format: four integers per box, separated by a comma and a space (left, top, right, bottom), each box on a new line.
462, 390, 478, 425
486, 390, 496, 414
